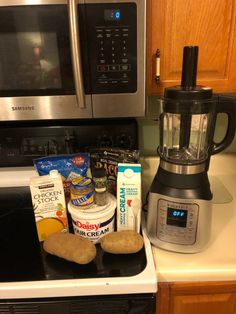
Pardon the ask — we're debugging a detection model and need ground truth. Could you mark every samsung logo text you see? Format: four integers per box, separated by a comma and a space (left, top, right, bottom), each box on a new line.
11, 106, 35, 111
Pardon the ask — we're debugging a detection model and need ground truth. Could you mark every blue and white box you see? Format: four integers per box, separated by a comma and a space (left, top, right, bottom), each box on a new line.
117, 163, 142, 233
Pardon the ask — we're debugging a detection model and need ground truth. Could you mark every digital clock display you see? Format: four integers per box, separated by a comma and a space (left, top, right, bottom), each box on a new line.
167, 208, 188, 228
104, 9, 121, 21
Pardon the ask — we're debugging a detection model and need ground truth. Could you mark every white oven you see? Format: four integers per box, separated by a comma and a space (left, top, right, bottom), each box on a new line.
0, 120, 157, 313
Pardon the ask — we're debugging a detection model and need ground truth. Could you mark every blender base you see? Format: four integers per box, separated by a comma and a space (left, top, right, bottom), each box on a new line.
146, 192, 212, 254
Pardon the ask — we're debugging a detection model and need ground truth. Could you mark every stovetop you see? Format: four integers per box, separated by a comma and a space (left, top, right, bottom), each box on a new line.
0, 178, 156, 298
0, 185, 146, 283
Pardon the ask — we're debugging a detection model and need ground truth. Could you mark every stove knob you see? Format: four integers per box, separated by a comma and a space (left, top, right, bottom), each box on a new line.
115, 134, 133, 148
97, 134, 113, 147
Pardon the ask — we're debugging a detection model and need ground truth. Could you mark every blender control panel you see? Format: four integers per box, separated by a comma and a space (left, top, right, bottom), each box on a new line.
157, 199, 199, 245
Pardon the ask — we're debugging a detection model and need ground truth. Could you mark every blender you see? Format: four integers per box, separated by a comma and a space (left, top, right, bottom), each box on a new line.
146, 46, 236, 253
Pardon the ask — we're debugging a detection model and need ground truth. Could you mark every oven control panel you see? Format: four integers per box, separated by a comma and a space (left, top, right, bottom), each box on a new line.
0, 119, 138, 167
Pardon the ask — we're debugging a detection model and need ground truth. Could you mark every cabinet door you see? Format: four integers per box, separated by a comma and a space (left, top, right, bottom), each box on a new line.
172, 293, 236, 314
157, 281, 236, 314
147, 0, 236, 94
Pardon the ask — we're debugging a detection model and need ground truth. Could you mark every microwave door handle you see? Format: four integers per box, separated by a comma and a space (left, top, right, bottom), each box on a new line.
68, 0, 85, 109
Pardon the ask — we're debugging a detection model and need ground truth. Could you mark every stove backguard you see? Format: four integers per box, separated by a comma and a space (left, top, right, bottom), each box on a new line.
0, 118, 138, 167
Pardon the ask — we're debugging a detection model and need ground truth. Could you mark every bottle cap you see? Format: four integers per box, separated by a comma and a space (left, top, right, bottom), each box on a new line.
93, 167, 107, 178
49, 170, 59, 178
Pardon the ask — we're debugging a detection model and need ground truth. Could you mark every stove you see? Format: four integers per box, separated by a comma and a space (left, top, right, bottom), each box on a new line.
0, 119, 157, 314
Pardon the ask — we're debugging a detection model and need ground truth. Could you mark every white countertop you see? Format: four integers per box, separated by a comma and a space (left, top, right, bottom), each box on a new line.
141, 153, 236, 282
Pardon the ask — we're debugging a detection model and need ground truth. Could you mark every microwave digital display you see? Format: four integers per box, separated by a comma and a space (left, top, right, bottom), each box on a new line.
104, 9, 121, 21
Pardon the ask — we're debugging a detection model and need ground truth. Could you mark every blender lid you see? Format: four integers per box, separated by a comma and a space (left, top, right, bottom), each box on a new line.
164, 46, 213, 101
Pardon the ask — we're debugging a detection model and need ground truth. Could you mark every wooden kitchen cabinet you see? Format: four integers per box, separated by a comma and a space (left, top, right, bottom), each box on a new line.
147, 0, 236, 95
157, 281, 236, 314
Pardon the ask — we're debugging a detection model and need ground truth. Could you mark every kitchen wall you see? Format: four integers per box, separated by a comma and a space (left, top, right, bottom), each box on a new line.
137, 96, 236, 156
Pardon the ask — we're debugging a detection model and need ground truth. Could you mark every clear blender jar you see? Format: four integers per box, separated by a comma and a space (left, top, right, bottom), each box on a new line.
159, 45, 235, 168
159, 99, 214, 165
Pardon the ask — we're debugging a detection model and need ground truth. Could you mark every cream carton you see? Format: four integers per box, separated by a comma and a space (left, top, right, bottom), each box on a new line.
30, 170, 68, 242
117, 163, 142, 233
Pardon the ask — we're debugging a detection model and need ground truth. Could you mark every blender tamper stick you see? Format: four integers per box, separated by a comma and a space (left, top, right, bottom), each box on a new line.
179, 46, 199, 153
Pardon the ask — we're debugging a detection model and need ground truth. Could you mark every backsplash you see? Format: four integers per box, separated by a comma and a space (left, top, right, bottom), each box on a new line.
137, 96, 236, 156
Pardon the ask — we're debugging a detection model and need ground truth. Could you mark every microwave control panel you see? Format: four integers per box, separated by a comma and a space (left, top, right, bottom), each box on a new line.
79, 3, 137, 94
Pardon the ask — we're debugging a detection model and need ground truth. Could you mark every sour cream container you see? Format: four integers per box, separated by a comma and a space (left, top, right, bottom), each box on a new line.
68, 193, 116, 243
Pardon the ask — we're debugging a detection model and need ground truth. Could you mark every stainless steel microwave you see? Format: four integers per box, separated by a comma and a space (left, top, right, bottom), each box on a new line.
0, 0, 146, 121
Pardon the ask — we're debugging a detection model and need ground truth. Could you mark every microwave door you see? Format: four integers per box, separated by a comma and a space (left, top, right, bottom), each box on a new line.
0, 2, 92, 121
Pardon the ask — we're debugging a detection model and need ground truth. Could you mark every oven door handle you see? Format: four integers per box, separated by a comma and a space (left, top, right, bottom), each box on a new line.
68, 0, 86, 109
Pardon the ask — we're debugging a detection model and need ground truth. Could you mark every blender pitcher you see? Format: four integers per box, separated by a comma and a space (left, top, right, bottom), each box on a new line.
147, 46, 236, 253
159, 100, 213, 165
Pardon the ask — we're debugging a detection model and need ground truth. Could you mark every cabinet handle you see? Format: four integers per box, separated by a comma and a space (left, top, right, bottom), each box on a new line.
155, 49, 161, 83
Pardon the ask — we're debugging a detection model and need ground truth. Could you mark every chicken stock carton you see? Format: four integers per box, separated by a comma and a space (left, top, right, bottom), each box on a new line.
30, 170, 68, 242
117, 163, 142, 233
